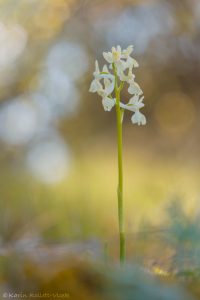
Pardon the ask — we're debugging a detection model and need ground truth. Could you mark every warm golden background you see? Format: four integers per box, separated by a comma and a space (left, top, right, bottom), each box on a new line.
0, 0, 200, 247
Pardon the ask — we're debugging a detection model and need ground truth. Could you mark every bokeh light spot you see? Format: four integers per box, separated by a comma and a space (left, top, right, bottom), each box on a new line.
100, 4, 174, 54
26, 138, 70, 184
47, 41, 89, 80
39, 68, 80, 119
0, 23, 27, 69
0, 99, 38, 145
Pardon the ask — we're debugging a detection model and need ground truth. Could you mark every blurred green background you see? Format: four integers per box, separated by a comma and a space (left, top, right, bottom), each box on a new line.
0, 0, 200, 248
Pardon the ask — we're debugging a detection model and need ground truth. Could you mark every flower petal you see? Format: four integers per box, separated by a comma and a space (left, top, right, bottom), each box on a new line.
122, 45, 134, 58
98, 65, 115, 80
102, 97, 115, 111
103, 52, 113, 63
89, 79, 102, 93
128, 95, 145, 109
102, 65, 109, 73
128, 82, 143, 95
116, 60, 126, 72
124, 56, 138, 69
131, 111, 146, 125
104, 78, 115, 95
95, 60, 100, 74
117, 45, 122, 54
112, 46, 121, 62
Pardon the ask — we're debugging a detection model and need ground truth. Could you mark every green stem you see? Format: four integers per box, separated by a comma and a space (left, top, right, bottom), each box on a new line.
113, 63, 125, 264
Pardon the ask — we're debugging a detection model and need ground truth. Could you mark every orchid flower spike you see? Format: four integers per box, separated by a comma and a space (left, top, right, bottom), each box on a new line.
89, 45, 146, 125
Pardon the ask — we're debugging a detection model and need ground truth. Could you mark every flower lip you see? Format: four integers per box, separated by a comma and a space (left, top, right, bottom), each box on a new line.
131, 110, 146, 125
102, 97, 115, 111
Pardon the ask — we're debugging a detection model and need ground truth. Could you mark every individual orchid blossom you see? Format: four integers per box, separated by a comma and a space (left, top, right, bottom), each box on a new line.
89, 61, 102, 93
103, 46, 127, 76
89, 45, 146, 264
118, 62, 137, 83
103, 45, 122, 63
120, 95, 146, 126
89, 61, 115, 111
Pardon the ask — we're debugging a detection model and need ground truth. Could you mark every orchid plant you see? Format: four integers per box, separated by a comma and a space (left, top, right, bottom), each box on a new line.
89, 45, 146, 263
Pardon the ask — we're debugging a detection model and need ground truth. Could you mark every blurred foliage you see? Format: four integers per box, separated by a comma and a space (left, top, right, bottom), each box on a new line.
136, 200, 200, 278
164, 200, 200, 270
2, 198, 200, 298
0, 255, 194, 300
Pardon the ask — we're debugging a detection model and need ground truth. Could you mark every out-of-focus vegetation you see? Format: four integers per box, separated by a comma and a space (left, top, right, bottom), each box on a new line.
0, 0, 200, 299
0, 256, 194, 300
2, 202, 200, 299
